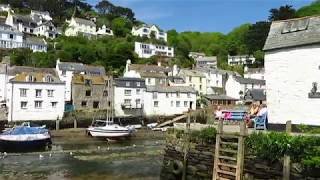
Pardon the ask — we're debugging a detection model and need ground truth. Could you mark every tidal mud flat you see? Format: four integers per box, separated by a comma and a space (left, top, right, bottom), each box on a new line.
0, 128, 165, 180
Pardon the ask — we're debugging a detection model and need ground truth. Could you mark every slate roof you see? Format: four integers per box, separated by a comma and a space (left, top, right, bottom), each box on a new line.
133, 24, 163, 32
243, 89, 266, 101
146, 85, 196, 93
205, 94, 238, 101
264, 16, 320, 51
129, 64, 171, 73
234, 76, 265, 85
7, 66, 56, 76
13, 14, 37, 28
140, 71, 166, 78
25, 37, 47, 45
73, 17, 96, 27
114, 77, 146, 88
196, 56, 217, 62
72, 74, 111, 85
10, 72, 63, 83
179, 69, 206, 77
246, 68, 265, 73
57, 62, 105, 75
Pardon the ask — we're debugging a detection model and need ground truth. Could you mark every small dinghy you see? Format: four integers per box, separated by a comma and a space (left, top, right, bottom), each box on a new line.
86, 119, 135, 138
0, 122, 51, 152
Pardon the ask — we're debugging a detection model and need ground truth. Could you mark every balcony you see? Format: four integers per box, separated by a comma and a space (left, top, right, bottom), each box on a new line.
121, 103, 143, 109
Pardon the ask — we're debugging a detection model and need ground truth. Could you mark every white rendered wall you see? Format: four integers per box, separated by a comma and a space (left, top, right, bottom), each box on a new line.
265, 45, 320, 126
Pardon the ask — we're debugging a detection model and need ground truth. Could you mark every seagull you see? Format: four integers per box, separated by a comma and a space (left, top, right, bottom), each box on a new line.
97, 146, 101, 150
39, 154, 44, 159
132, 144, 136, 148
107, 147, 110, 151
49, 153, 52, 157
69, 152, 73, 156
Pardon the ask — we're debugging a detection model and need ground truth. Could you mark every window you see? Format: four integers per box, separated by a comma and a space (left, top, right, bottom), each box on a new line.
126, 81, 130, 87
47, 90, 54, 97
176, 92, 180, 98
35, 101, 42, 108
108, 101, 111, 107
9, 34, 13, 39
86, 90, 91, 96
200, 85, 202, 91
171, 101, 174, 107
166, 93, 169, 98
103, 90, 108, 97
28, 75, 35, 82
200, 77, 202, 82
136, 89, 140, 95
154, 101, 159, 107
136, 82, 141, 87
136, 99, 141, 105
189, 76, 192, 82
125, 90, 131, 96
45, 75, 53, 82
124, 99, 131, 104
187, 93, 191, 98
20, 88, 27, 97
153, 92, 158, 99
20, 101, 27, 109
35, 89, 42, 98
176, 101, 180, 107
51, 102, 57, 108
93, 101, 99, 109
85, 79, 92, 86
81, 101, 87, 107
62, 71, 66, 76
184, 101, 188, 107
148, 78, 151, 84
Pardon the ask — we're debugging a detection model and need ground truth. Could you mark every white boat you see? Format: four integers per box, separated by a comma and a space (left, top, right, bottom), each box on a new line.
86, 120, 135, 138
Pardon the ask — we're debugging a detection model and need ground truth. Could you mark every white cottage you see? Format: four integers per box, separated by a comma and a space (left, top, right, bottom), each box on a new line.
228, 55, 255, 66
264, 16, 320, 126
114, 77, 145, 117
6, 68, 65, 121
244, 67, 265, 80
132, 24, 167, 42
65, 17, 96, 37
144, 86, 196, 116
225, 75, 265, 100
134, 42, 174, 58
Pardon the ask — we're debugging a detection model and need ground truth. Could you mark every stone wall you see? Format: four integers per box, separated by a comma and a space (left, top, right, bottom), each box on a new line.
160, 138, 317, 180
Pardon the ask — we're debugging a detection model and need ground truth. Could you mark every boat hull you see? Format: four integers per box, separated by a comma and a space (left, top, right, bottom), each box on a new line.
0, 138, 51, 152
87, 129, 132, 138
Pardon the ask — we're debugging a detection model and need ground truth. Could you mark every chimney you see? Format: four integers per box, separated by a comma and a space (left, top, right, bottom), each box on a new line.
172, 64, 178, 76
157, 61, 161, 67
244, 65, 248, 73
125, 59, 131, 73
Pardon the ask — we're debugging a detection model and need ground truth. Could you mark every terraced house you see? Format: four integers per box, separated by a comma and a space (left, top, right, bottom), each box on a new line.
71, 74, 113, 111
5, 67, 65, 121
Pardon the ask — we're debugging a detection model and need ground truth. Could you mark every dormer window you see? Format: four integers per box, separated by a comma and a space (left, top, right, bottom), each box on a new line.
27, 75, 36, 82
85, 79, 92, 86
126, 82, 130, 87
45, 75, 54, 83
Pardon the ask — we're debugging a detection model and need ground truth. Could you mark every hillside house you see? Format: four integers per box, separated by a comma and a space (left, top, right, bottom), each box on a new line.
132, 24, 167, 42
0, 4, 10, 12
244, 67, 265, 80
134, 42, 174, 58
124, 60, 170, 86
225, 75, 265, 100
114, 77, 145, 117
189, 52, 205, 59
143, 86, 196, 116
264, 16, 320, 125
65, 17, 96, 37
96, 25, 113, 36
228, 55, 255, 66
177, 69, 207, 95
195, 56, 217, 68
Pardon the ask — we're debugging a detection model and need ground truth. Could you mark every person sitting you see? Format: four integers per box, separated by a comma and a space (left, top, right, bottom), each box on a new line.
215, 106, 223, 120
257, 104, 267, 117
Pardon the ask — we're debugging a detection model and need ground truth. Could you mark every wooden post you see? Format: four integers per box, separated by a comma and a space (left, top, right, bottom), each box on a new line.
212, 119, 223, 180
56, 119, 59, 130
236, 121, 246, 180
283, 120, 292, 180
182, 114, 191, 180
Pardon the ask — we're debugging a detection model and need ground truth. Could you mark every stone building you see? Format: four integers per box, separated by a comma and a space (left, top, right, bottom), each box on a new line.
71, 74, 112, 111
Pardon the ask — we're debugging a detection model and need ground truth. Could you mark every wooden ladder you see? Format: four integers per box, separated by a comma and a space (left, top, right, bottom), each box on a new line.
212, 121, 247, 180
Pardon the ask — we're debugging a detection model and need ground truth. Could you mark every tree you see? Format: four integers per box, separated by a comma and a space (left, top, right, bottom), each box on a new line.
244, 21, 271, 54
111, 17, 132, 37
269, 5, 296, 21
296, 1, 320, 17
95, 0, 113, 14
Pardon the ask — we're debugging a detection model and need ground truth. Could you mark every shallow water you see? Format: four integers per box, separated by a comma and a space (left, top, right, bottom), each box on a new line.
0, 129, 165, 180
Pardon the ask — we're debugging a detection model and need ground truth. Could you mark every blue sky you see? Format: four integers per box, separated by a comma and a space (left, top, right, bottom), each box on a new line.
87, 0, 313, 33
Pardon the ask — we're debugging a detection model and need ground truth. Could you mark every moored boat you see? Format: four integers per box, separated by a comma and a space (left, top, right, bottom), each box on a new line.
0, 123, 51, 152
86, 119, 135, 138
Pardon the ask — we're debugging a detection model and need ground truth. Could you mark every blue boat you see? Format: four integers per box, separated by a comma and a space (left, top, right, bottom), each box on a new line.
0, 123, 51, 152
